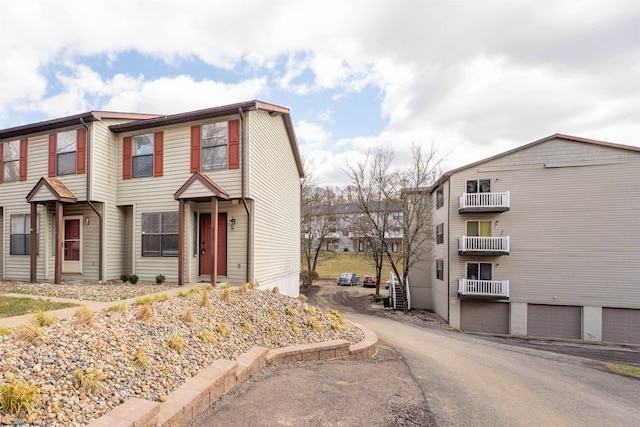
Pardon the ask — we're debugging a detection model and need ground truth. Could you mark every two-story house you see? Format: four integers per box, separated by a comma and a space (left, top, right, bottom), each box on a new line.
408, 134, 640, 344
0, 100, 303, 297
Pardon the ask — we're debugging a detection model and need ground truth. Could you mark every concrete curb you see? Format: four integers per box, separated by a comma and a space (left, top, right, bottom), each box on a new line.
87, 320, 378, 427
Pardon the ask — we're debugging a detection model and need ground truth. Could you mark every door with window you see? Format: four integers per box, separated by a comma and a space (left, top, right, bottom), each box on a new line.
467, 220, 491, 249
199, 213, 227, 276
63, 216, 82, 273
467, 262, 491, 292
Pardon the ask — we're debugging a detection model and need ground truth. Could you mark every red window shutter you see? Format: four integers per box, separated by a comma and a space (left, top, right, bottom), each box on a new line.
228, 119, 240, 169
0, 143, 3, 184
123, 136, 132, 180
154, 131, 163, 177
76, 128, 86, 174
19, 139, 28, 181
48, 134, 57, 177
190, 125, 201, 173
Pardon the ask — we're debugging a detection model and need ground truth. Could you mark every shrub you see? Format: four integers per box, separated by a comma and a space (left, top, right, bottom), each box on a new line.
120, 273, 130, 283
217, 323, 230, 338
0, 380, 39, 415
15, 323, 43, 344
33, 310, 56, 327
300, 269, 319, 289
73, 368, 106, 393
200, 291, 211, 307
199, 330, 216, 344
167, 335, 185, 352
272, 286, 280, 294
182, 308, 195, 325
73, 307, 94, 326
0, 326, 14, 336
128, 274, 139, 284
137, 305, 153, 322
108, 303, 126, 313
133, 349, 151, 369
155, 274, 166, 284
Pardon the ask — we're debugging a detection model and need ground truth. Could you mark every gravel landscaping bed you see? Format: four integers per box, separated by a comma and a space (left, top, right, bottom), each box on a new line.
0, 285, 363, 426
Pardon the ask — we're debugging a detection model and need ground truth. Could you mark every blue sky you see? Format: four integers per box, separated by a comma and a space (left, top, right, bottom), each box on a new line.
1, 0, 638, 185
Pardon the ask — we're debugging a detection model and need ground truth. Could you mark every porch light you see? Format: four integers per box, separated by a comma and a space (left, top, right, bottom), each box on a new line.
230, 217, 236, 230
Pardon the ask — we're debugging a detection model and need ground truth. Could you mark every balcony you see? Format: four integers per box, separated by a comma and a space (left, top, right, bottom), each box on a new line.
458, 236, 510, 255
458, 278, 509, 298
459, 191, 510, 213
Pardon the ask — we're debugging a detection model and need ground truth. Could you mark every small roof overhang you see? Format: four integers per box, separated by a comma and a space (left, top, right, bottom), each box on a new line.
174, 172, 230, 202
26, 177, 78, 203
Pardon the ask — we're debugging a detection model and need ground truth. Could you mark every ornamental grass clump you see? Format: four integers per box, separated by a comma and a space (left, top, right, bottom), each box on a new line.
221, 288, 232, 302
132, 349, 152, 369
200, 291, 211, 307
285, 307, 298, 317
33, 310, 56, 327
305, 319, 322, 330
289, 320, 300, 334
108, 303, 126, 313
217, 322, 230, 338
0, 326, 13, 336
182, 308, 196, 325
240, 320, 252, 334
304, 307, 317, 316
137, 304, 153, 322
73, 368, 106, 393
73, 306, 94, 326
238, 283, 249, 294
199, 330, 216, 344
0, 380, 39, 416
167, 335, 186, 352
15, 323, 43, 344
272, 287, 280, 294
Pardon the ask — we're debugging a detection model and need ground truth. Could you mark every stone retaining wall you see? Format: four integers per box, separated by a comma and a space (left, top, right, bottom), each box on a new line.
87, 321, 377, 427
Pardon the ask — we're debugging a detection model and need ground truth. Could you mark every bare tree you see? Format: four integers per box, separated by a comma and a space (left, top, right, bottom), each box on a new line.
346, 144, 441, 310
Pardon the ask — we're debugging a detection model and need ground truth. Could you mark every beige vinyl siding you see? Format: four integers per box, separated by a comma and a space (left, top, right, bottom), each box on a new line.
0, 208, 3, 279
448, 137, 640, 310
56, 203, 101, 281
246, 110, 300, 292
432, 180, 451, 318
3, 205, 46, 281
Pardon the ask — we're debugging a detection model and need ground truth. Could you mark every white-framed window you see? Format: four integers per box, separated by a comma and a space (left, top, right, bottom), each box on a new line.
201, 122, 228, 170
2, 140, 20, 182
141, 212, 178, 256
466, 262, 492, 280
132, 133, 154, 178
467, 220, 492, 237
436, 223, 444, 244
436, 187, 444, 209
10, 214, 38, 255
56, 130, 77, 176
466, 179, 491, 193
436, 259, 444, 280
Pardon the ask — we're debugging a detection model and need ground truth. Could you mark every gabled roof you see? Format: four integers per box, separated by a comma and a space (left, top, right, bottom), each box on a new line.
0, 111, 160, 140
174, 172, 230, 201
26, 177, 77, 203
109, 100, 305, 178
430, 133, 640, 191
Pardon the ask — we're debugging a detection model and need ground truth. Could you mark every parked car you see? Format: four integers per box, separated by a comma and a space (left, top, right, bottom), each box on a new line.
385, 274, 399, 289
363, 275, 377, 288
337, 272, 359, 286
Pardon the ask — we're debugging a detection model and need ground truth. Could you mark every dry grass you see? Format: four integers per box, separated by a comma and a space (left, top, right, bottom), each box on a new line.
238, 283, 249, 294
182, 308, 196, 325
305, 319, 322, 330
0, 380, 39, 415
285, 307, 298, 317
167, 335, 186, 352
289, 320, 300, 334
132, 349, 152, 369
32, 310, 56, 327
304, 307, 317, 315
269, 326, 277, 338
200, 291, 211, 307
330, 322, 343, 331
240, 320, 252, 334
73, 306, 94, 326
217, 322, 230, 338
199, 330, 216, 344
15, 323, 43, 344
0, 326, 13, 336
108, 303, 126, 313
221, 288, 232, 302
136, 305, 153, 322
73, 368, 106, 393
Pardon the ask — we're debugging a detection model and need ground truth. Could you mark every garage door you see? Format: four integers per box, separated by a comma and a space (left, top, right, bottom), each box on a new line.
528, 305, 581, 339
603, 308, 640, 344
460, 301, 509, 334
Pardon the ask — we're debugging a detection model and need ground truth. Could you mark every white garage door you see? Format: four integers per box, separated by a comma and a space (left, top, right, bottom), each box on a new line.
603, 308, 640, 344
528, 305, 581, 339
460, 301, 509, 334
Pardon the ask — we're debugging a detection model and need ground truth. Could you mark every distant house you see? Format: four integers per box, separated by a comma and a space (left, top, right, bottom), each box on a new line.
0, 101, 304, 297
408, 134, 640, 344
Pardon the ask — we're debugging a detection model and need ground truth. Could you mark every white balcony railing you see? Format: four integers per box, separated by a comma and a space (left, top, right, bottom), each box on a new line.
458, 236, 510, 253
458, 278, 509, 298
459, 191, 510, 210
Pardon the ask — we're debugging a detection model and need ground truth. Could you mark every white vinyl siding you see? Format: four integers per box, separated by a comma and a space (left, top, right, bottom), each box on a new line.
246, 110, 300, 295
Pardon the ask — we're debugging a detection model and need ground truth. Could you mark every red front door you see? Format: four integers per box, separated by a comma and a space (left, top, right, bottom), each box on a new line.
63, 216, 82, 273
200, 213, 227, 276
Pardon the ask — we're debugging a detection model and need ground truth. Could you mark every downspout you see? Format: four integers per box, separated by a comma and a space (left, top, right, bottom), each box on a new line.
80, 118, 104, 282
238, 107, 251, 283
446, 179, 451, 323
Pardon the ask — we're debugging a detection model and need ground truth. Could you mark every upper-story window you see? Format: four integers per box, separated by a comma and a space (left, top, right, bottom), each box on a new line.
467, 179, 490, 193
190, 120, 240, 173
2, 140, 20, 182
122, 132, 163, 179
201, 122, 228, 170
48, 129, 86, 177
436, 223, 444, 244
132, 134, 154, 178
436, 187, 444, 209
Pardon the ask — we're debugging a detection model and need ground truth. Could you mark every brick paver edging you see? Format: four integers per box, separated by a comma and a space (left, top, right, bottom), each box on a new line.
86, 320, 377, 427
